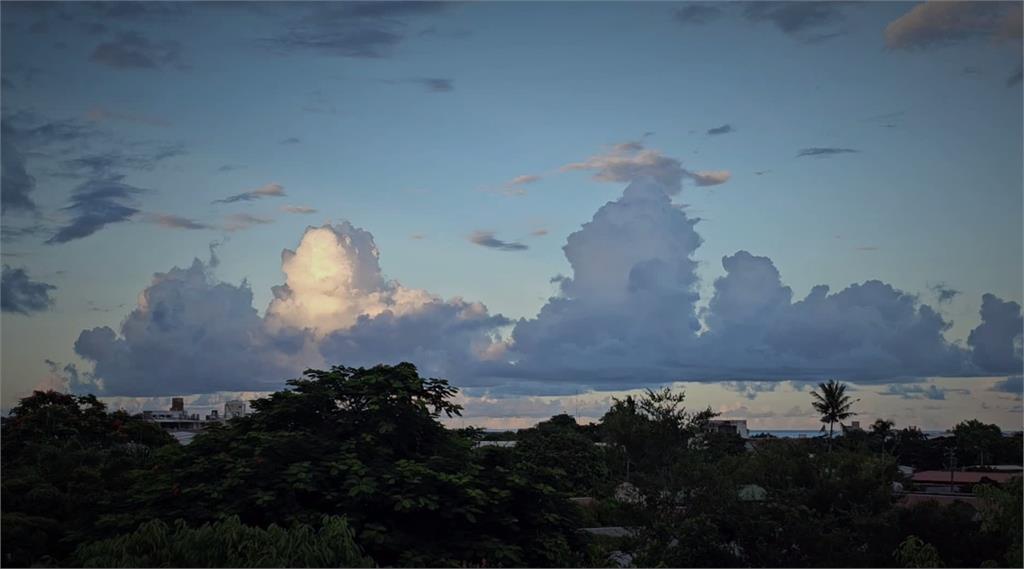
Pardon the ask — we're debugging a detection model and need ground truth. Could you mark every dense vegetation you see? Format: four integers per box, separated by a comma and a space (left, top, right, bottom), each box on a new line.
2, 364, 1021, 567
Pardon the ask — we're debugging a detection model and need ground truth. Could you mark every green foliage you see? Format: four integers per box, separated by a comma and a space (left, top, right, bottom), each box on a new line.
953, 419, 1004, 466
117, 363, 585, 567
894, 535, 945, 568
513, 414, 611, 495
73, 515, 373, 568
1, 391, 174, 567
976, 477, 1024, 567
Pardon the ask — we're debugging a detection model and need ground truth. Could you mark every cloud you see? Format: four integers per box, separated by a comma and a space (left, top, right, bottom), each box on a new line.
743, 1, 849, 43
60, 146, 185, 178
1, 265, 56, 314
675, 4, 724, 25
990, 375, 1023, 400
212, 183, 286, 204
707, 124, 733, 136
217, 164, 246, 173
884, 1, 1022, 50
67, 171, 1022, 398
496, 174, 542, 196
930, 282, 961, 304
469, 231, 528, 252
262, 2, 448, 58
48, 179, 146, 244
280, 137, 302, 145
86, 107, 169, 127
223, 213, 274, 232
90, 31, 185, 70
530, 228, 549, 237
721, 381, 779, 400
561, 142, 688, 194
797, 147, 858, 157
505, 178, 704, 390
280, 205, 318, 214
411, 77, 453, 92
967, 294, 1023, 373
146, 214, 212, 230
73, 221, 507, 396
74, 258, 301, 396
686, 170, 732, 187
879, 384, 969, 400
1, 123, 37, 213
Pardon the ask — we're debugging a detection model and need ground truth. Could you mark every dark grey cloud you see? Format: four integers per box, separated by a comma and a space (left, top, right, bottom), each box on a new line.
90, 31, 184, 70
212, 183, 286, 204
879, 384, 969, 400
675, 4, 724, 25
990, 375, 1023, 400
262, 2, 448, 58
1, 265, 56, 314
967, 294, 1023, 373
280, 137, 302, 145
885, 2, 1022, 50
707, 124, 733, 136
74, 258, 302, 396
48, 179, 146, 244
797, 147, 859, 157
930, 282, 961, 304
469, 231, 528, 252
743, 1, 849, 43
411, 77, 454, 92
1, 123, 37, 213
720, 381, 779, 400
61, 145, 185, 178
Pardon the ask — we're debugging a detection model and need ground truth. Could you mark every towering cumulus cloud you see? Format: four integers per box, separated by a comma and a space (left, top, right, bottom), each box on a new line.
71, 169, 1022, 397
508, 177, 703, 387
74, 222, 507, 396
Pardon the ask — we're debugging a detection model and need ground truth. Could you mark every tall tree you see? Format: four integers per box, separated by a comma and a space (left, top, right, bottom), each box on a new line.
870, 419, 896, 454
810, 380, 857, 452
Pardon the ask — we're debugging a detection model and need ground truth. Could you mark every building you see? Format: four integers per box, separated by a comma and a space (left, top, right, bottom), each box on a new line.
709, 419, 749, 439
224, 400, 247, 420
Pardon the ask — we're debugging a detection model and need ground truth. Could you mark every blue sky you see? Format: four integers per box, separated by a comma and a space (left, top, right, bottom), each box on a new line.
2, 1, 1022, 429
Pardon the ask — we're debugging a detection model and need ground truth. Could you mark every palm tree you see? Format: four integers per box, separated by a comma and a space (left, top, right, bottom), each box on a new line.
810, 380, 857, 452
870, 418, 895, 454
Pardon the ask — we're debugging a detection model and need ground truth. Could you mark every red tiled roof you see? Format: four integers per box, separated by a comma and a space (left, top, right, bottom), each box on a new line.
911, 470, 1021, 484
898, 493, 978, 508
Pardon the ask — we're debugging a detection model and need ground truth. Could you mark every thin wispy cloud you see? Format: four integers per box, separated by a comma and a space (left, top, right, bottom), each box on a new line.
262, 2, 449, 59
146, 213, 212, 230
706, 124, 733, 135
743, 1, 850, 43
48, 179, 146, 244
90, 31, 185, 70
675, 4, 724, 26
280, 205, 317, 215
212, 183, 286, 204
797, 147, 859, 157
280, 137, 301, 145
85, 107, 169, 127
223, 213, 274, 232
469, 231, 528, 251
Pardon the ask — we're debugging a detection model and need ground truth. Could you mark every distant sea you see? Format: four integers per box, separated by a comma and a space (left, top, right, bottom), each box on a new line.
750, 430, 953, 439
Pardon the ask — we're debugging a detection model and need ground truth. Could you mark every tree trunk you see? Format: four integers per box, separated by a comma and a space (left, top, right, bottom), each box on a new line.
828, 421, 834, 453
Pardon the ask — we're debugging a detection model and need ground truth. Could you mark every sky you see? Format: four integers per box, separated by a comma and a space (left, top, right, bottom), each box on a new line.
1, 1, 1022, 431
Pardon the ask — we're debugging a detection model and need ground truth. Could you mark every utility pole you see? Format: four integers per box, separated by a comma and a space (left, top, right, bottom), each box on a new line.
943, 447, 958, 493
